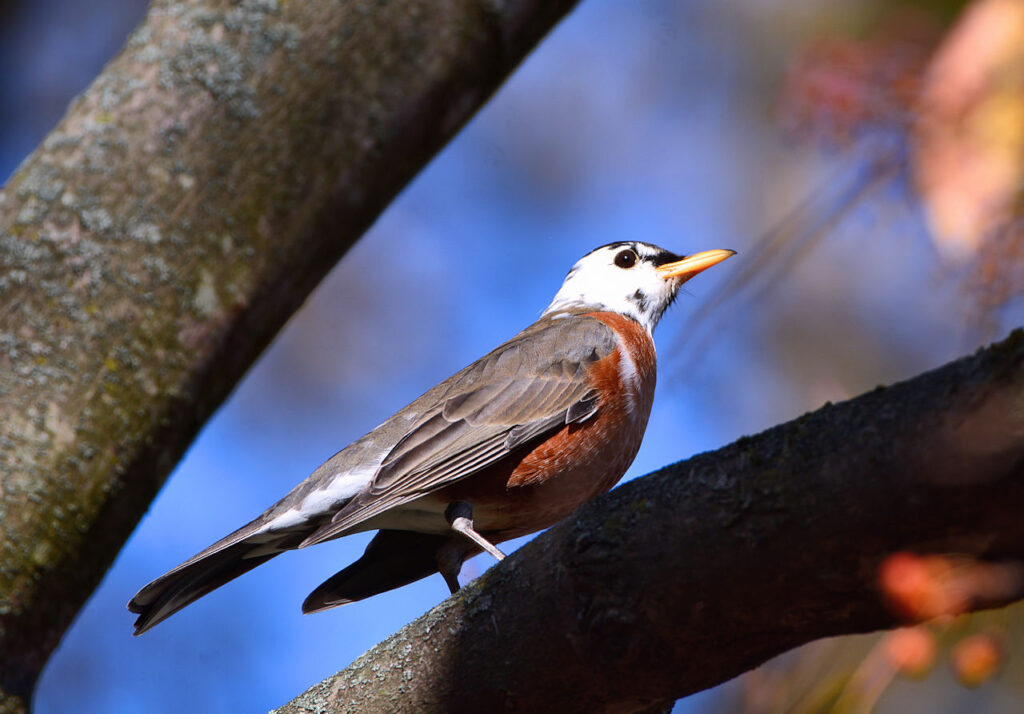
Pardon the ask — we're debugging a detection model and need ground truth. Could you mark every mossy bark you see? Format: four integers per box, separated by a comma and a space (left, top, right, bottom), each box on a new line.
0, 0, 579, 710
275, 329, 1024, 714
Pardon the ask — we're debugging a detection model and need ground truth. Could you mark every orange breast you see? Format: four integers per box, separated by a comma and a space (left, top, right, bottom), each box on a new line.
439, 312, 658, 541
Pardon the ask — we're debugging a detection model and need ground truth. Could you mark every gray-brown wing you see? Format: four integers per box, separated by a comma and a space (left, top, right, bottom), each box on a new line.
299, 314, 616, 546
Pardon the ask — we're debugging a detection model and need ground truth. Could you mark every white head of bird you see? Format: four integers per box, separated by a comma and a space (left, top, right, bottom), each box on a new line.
542, 241, 736, 333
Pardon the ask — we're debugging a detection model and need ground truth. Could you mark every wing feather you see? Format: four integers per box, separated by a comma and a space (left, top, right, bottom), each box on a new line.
299, 315, 620, 547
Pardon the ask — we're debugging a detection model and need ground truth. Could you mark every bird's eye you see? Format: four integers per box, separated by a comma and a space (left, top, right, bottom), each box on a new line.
614, 249, 638, 269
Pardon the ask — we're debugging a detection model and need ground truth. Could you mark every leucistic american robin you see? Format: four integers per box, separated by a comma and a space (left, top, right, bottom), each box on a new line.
128, 241, 734, 634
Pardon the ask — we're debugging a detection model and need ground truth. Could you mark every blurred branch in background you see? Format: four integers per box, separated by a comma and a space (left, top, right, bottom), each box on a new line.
677, 136, 904, 373
0, 1, 14, 29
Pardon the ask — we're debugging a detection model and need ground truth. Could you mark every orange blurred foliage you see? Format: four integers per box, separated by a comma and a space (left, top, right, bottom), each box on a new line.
882, 626, 938, 678
879, 552, 1024, 621
779, 23, 931, 147
951, 631, 1007, 687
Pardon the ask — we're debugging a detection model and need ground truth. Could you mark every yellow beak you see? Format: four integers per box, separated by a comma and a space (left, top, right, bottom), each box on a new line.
655, 249, 736, 281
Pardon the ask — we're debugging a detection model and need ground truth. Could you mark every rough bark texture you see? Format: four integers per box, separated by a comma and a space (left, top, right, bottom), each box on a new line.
275, 329, 1024, 714
0, 0, 579, 710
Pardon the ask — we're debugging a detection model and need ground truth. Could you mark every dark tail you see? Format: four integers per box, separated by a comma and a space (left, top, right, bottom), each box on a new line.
128, 537, 292, 635
302, 530, 451, 613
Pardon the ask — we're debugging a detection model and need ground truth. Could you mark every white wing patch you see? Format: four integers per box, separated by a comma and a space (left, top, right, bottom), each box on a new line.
263, 454, 385, 533
298, 467, 374, 513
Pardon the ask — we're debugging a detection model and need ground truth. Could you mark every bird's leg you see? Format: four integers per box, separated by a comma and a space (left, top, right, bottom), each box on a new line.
445, 501, 507, 562
436, 542, 464, 595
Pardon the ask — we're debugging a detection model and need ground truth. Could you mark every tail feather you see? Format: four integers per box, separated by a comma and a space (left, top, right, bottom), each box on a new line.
128, 538, 290, 635
302, 530, 451, 613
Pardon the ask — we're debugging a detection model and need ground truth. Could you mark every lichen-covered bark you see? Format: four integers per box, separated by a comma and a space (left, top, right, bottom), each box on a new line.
0, 0, 579, 709
275, 329, 1024, 714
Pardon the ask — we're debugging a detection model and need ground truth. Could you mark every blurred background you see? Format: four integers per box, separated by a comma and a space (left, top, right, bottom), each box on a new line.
2, 0, 1022, 711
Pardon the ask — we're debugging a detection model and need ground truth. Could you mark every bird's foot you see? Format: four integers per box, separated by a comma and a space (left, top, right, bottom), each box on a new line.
445, 501, 506, 562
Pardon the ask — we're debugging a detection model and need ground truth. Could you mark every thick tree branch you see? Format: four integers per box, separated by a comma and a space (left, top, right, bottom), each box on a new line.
0, 0, 578, 709
275, 329, 1024, 714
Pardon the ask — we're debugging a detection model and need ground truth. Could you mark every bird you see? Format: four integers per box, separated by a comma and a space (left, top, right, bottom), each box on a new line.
128, 241, 734, 634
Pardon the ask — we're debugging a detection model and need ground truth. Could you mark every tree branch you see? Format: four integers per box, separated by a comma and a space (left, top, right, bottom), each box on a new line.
0, 0, 578, 709
274, 329, 1024, 714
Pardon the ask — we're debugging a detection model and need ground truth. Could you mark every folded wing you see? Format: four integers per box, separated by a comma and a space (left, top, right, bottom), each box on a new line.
300, 314, 615, 546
